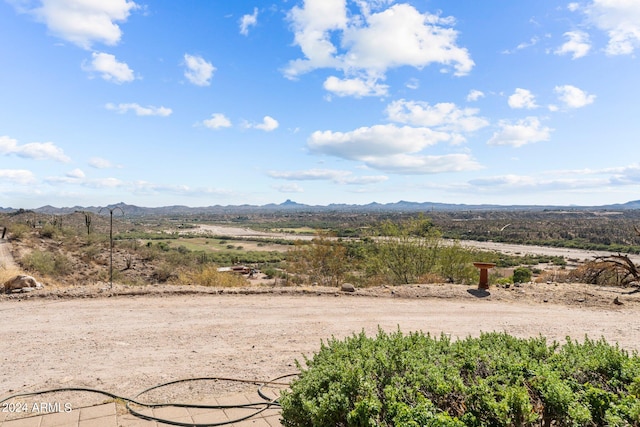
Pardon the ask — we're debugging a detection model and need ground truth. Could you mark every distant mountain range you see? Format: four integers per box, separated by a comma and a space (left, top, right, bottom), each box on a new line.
2, 199, 640, 216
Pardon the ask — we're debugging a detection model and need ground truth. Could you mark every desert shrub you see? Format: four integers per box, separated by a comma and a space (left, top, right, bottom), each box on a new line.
286, 235, 351, 287
437, 242, 477, 284
39, 224, 58, 239
21, 250, 72, 276
513, 267, 533, 283
7, 223, 30, 240
178, 265, 247, 287
151, 263, 176, 283
280, 330, 640, 427
81, 244, 101, 262
372, 218, 441, 284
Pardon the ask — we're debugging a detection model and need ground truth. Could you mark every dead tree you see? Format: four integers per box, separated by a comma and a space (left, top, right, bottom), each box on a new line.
584, 225, 640, 287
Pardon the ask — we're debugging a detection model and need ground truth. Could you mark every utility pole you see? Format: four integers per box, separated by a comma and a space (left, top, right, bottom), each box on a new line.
99, 206, 124, 288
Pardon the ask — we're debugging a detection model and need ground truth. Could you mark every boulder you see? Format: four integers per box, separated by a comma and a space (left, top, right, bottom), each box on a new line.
341, 283, 355, 293
4, 275, 43, 293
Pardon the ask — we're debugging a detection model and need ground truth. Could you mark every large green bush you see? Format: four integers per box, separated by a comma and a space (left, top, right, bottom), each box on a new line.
280, 330, 640, 426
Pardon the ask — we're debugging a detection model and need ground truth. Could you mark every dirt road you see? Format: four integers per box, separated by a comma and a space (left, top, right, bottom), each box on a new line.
0, 239, 17, 269
2, 292, 639, 408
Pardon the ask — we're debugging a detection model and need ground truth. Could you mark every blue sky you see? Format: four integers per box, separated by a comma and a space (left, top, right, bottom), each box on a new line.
2, 0, 640, 208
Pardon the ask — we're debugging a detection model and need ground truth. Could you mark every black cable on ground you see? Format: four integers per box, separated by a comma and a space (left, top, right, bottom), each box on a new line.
0, 374, 298, 426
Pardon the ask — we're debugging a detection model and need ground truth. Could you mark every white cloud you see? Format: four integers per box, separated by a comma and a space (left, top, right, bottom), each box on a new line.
285, 1, 473, 96
488, 117, 553, 147
466, 89, 485, 102
89, 157, 121, 169
268, 168, 388, 184
66, 168, 85, 179
203, 113, 232, 130
340, 4, 473, 75
386, 99, 489, 133
508, 88, 538, 109
405, 78, 420, 90
46, 168, 86, 184
239, 7, 258, 35
15, 0, 138, 49
83, 52, 135, 83
323, 76, 388, 97
306, 124, 480, 174
183, 54, 215, 86
105, 103, 172, 116
554, 84, 596, 108
0, 135, 70, 162
251, 116, 279, 132
502, 37, 540, 54
0, 169, 36, 185
274, 183, 304, 193
555, 31, 591, 59
285, 0, 347, 76
309, 124, 449, 160
364, 153, 481, 174
586, 0, 640, 55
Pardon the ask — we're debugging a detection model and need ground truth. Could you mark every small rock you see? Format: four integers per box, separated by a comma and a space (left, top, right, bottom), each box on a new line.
341, 283, 355, 293
614, 296, 623, 305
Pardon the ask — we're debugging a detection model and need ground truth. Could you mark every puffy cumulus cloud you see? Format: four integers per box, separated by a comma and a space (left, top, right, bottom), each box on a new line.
306, 124, 481, 174
250, 116, 279, 131
239, 7, 258, 35
15, 0, 138, 49
585, 0, 640, 55
554, 84, 596, 108
0, 135, 70, 162
308, 124, 449, 159
285, 0, 348, 76
89, 157, 122, 169
385, 99, 489, 133
488, 117, 553, 147
285, 1, 473, 96
466, 89, 485, 102
0, 169, 36, 185
105, 103, 172, 116
83, 52, 135, 83
555, 31, 591, 59
341, 4, 473, 75
268, 168, 388, 185
323, 76, 388, 97
202, 113, 232, 130
183, 54, 215, 86
508, 88, 538, 109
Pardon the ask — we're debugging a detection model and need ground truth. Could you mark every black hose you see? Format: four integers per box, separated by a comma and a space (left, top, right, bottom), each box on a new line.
0, 374, 297, 426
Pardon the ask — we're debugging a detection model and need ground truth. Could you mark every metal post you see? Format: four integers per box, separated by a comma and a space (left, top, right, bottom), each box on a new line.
99, 206, 124, 288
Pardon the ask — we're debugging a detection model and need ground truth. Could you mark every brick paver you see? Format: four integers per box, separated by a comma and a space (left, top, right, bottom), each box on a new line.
1, 395, 282, 427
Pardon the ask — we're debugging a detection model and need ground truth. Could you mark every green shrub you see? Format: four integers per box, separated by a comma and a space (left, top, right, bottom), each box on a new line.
39, 224, 57, 239
513, 267, 533, 283
21, 250, 72, 276
280, 331, 640, 427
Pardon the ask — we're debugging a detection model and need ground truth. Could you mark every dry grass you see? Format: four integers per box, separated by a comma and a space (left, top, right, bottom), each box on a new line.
177, 265, 249, 287
0, 265, 24, 288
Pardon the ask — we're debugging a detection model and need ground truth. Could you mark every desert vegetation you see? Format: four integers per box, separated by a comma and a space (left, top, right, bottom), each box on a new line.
1, 208, 639, 290
280, 330, 640, 426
